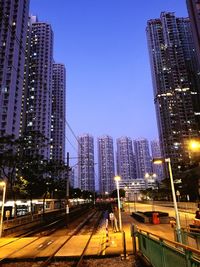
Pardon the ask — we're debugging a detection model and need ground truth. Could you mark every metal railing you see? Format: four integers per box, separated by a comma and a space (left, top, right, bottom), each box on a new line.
131, 224, 200, 267
181, 227, 200, 250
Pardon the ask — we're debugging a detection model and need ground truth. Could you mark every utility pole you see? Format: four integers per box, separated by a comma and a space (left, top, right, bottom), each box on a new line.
66, 152, 70, 226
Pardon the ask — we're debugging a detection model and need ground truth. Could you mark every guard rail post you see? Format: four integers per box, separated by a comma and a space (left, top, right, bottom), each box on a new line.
131, 224, 137, 255
122, 230, 127, 259
105, 218, 109, 247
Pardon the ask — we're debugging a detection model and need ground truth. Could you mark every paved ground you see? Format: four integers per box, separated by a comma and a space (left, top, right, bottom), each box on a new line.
111, 202, 199, 251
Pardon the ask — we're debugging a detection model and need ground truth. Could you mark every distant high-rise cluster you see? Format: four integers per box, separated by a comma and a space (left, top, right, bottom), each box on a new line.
77, 134, 163, 194
147, 11, 200, 173
0, 1, 66, 162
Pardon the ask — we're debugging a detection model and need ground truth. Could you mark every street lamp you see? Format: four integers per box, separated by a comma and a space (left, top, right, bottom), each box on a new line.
0, 181, 6, 238
153, 158, 182, 243
188, 140, 200, 198
188, 139, 200, 164
188, 140, 200, 152
114, 175, 122, 231
145, 172, 157, 180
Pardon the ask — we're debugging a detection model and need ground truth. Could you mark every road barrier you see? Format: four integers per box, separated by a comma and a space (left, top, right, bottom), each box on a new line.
131, 224, 200, 267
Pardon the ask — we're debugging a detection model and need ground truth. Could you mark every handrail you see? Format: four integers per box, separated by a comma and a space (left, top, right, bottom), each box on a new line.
136, 227, 200, 255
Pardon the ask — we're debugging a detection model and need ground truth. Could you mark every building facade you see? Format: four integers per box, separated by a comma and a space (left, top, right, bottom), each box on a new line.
150, 140, 164, 181
118, 178, 157, 202
133, 138, 152, 179
147, 12, 200, 173
78, 134, 95, 192
22, 16, 53, 159
186, 0, 200, 66
50, 63, 66, 162
116, 137, 136, 180
98, 135, 115, 194
0, 0, 29, 137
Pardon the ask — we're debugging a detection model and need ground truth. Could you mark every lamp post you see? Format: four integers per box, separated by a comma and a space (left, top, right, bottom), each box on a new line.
0, 181, 6, 238
114, 175, 122, 231
153, 158, 182, 243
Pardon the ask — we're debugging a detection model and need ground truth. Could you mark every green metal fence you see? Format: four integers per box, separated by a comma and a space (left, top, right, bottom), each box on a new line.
132, 225, 200, 267
181, 228, 200, 250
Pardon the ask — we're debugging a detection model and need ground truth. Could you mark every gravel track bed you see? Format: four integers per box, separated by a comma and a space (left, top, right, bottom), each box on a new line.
0, 255, 142, 267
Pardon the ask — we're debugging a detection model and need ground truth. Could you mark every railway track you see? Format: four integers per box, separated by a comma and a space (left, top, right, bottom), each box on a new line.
0, 205, 92, 251
0, 209, 105, 266
5, 205, 91, 237
38, 210, 103, 267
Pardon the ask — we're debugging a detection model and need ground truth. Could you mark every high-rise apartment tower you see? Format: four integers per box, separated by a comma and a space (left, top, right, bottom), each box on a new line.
133, 139, 152, 179
22, 16, 53, 159
78, 134, 95, 192
0, 0, 29, 137
116, 137, 136, 180
50, 63, 66, 162
151, 140, 164, 181
147, 12, 200, 173
187, 0, 200, 66
98, 135, 115, 194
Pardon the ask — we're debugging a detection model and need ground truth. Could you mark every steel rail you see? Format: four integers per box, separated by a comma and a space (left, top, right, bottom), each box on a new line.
0, 207, 94, 264
38, 210, 103, 267
75, 211, 103, 267
0, 216, 65, 250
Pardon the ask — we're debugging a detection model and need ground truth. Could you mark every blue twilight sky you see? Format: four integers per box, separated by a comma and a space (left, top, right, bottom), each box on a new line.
30, 0, 188, 159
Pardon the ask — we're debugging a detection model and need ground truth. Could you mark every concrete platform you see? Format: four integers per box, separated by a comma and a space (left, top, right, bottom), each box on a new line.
55, 235, 90, 257
10, 236, 67, 258
0, 237, 37, 259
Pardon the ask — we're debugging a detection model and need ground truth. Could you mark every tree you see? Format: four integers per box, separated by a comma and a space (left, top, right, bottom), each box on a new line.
179, 166, 200, 202
0, 131, 51, 215
0, 135, 24, 215
70, 188, 82, 198
110, 189, 125, 198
